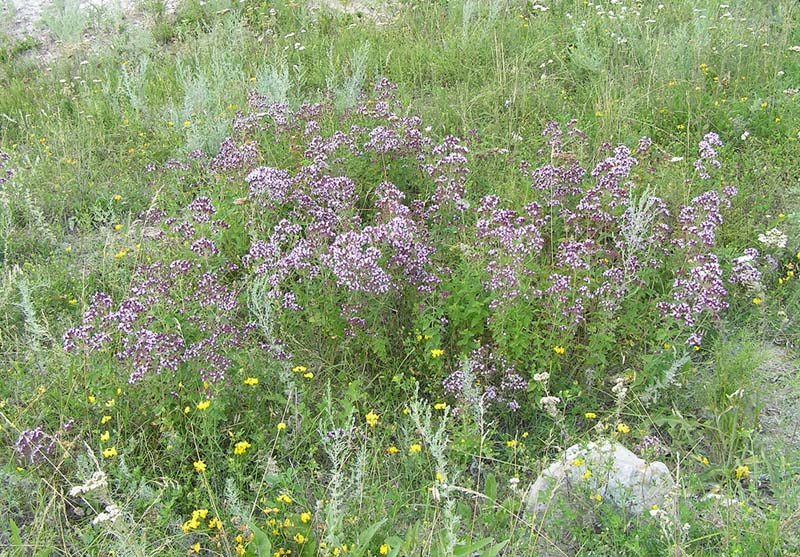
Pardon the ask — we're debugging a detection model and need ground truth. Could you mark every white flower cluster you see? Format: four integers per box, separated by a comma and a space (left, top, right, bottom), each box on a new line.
539, 396, 561, 418
533, 372, 550, 383
91, 504, 121, 525
69, 470, 108, 496
758, 228, 788, 249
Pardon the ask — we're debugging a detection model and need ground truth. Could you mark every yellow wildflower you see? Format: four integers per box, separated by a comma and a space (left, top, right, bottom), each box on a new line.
276, 422, 287, 431
100, 431, 110, 442
379, 544, 391, 555
292, 365, 307, 373
430, 349, 444, 358
100, 415, 112, 425
735, 465, 750, 479
193, 460, 207, 473
196, 400, 211, 411
386, 446, 399, 455
300, 511, 311, 523
182, 517, 200, 533
409, 443, 422, 454
752, 297, 763, 305
233, 440, 252, 455
365, 411, 379, 428
553, 346, 566, 355
294, 533, 306, 544
616, 423, 631, 434
276, 494, 292, 504
506, 439, 519, 448
584, 412, 597, 419
581, 469, 592, 480
244, 377, 259, 386
434, 402, 447, 410
102, 447, 117, 458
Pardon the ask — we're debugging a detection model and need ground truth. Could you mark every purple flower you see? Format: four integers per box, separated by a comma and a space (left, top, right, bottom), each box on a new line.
14, 426, 56, 464
694, 132, 723, 179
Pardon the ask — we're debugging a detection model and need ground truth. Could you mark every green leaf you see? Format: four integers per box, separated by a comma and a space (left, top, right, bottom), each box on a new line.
385, 535, 404, 557
349, 518, 387, 557
484, 473, 497, 503
454, 538, 492, 557
245, 519, 272, 557
480, 539, 509, 557
9, 518, 21, 547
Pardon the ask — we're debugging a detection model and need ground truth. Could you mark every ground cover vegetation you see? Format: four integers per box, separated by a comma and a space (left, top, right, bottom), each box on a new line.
1, 0, 799, 555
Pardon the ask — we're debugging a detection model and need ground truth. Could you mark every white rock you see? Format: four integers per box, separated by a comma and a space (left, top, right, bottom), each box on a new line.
526, 439, 674, 516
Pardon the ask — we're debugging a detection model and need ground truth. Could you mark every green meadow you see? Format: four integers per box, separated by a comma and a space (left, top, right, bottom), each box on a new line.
1, 0, 799, 555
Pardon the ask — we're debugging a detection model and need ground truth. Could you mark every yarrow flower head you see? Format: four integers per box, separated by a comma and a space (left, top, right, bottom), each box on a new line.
539, 396, 561, 418
758, 228, 788, 249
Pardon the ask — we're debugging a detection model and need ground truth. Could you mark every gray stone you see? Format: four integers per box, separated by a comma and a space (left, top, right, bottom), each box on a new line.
526, 439, 675, 517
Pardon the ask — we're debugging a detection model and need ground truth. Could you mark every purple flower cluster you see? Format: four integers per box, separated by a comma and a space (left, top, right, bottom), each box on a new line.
657, 164, 737, 344
64, 208, 258, 385
0, 150, 13, 184
729, 248, 763, 290
657, 253, 728, 340
442, 346, 527, 411
210, 138, 258, 173
673, 189, 733, 249
234, 84, 474, 330
476, 195, 546, 306
14, 426, 56, 464
694, 132, 723, 180
58, 80, 745, 407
